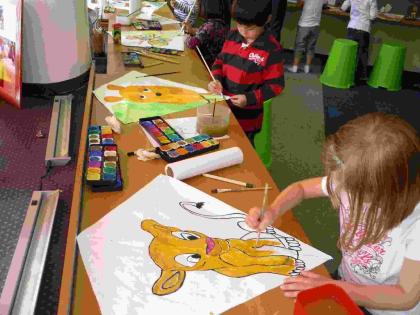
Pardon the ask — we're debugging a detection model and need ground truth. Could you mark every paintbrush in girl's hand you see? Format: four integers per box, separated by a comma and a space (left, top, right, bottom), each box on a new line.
255, 183, 269, 248
179, 0, 198, 33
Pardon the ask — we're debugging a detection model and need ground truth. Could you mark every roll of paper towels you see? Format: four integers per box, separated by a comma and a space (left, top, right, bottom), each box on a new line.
165, 147, 244, 180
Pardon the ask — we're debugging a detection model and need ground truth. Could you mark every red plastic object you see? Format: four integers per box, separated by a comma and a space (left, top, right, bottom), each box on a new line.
294, 284, 363, 315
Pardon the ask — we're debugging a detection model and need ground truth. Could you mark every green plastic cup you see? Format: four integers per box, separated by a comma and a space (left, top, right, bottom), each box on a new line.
254, 99, 273, 169
320, 39, 358, 89
368, 43, 406, 92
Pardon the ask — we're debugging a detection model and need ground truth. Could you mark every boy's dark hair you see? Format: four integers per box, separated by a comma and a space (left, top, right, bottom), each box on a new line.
232, 0, 272, 26
201, 0, 230, 23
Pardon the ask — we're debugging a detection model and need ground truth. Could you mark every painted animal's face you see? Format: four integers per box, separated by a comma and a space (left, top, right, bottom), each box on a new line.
104, 84, 204, 104
142, 219, 226, 271
141, 219, 228, 295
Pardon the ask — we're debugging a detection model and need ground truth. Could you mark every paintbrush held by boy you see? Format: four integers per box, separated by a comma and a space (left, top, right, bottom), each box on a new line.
209, 0, 285, 147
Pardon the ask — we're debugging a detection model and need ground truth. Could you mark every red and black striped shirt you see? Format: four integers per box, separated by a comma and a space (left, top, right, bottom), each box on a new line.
211, 29, 285, 132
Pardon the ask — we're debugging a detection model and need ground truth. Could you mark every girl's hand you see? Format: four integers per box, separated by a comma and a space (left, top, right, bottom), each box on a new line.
230, 94, 247, 107
246, 206, 276, 231
182, 22, 195, 35
280, 271, 335, 298
208, 80, 223, 94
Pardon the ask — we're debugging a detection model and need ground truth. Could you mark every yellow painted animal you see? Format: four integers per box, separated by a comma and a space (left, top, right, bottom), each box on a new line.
104, 84, 204, 104
141, 219, 300, 296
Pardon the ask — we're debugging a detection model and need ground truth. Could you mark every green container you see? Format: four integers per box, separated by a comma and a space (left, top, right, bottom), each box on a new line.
368, 43, 406, 92
320, 39, 358, 89
254, 99, 273, 169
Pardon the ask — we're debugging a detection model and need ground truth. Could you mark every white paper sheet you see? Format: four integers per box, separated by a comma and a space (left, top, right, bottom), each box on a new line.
77, 175, 333, 315
122, 30, 185, 51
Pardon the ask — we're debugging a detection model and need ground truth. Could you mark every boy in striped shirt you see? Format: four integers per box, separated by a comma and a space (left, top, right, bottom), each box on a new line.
209, 0, 284, 146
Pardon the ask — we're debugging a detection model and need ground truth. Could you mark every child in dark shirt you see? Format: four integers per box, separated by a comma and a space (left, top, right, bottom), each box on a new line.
208, 0, 285, 145
184, 0, 230, 66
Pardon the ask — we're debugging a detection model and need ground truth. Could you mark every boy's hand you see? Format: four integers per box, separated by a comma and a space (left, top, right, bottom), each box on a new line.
208, 80, 223, 94
169, 0, 176, 8
230, 94, 247, 107
246, 206, 276, 232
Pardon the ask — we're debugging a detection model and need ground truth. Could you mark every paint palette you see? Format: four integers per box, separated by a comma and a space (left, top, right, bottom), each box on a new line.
88, 125, 115, 146
157, 134, 220, 162
85, 127, 123, 192
139, 116, 184, 146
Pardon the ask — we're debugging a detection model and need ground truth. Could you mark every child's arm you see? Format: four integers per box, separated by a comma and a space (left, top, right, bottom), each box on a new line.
370, 0, 378, 20
185, 23, 210, 48
282, 259, 420, 310
246, 177, 326, 231
341, 0, 350, 11
243, 48, 285, 108
339, 258, 420, 310
211, 41, 228, 82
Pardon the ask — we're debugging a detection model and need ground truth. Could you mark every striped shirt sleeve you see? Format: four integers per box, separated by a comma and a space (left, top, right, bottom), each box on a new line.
244, 48, 285, 107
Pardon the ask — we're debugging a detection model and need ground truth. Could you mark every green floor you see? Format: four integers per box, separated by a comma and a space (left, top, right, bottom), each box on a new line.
270, 71, 341, 273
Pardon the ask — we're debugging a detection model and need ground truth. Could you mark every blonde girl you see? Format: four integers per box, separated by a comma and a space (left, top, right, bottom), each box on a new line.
246, 112, 420, 315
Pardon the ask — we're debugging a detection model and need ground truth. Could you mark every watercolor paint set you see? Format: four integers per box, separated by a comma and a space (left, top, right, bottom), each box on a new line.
87, 125, 115, 146
122, 52, 144, 67
157, 134, 220, 162
139, 116, 183, 146
133, 20, 162, 31
86, 126, 123, 192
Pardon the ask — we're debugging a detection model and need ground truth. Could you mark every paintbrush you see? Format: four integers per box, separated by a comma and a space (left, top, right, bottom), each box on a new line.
255, 183, 269, 248
129, 49, 181, 64
135, 71, 180, 78
202, 173, 254, 188
211, 186, 273, 193
179, 0, 198, 33
196, 46, 225, 100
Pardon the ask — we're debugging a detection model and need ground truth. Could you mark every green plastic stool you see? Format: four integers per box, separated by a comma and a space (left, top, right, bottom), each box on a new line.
254, 99, 273, 169
368, 43, 406, 91
320, 39, 358, 89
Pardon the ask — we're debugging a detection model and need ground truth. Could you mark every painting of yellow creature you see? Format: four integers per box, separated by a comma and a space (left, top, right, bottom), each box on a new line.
104, 84, 205, 105
141, 219, 305, 296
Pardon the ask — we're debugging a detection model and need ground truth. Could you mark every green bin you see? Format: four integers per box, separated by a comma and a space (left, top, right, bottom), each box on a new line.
368, 43, 406, 92
320, 39, 358, 89
254, 99, 273, 169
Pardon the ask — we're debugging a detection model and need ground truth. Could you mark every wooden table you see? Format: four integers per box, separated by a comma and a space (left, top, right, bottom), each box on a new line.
57, 4, 330, 315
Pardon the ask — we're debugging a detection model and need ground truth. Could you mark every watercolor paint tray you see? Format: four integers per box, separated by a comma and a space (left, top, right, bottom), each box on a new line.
85, 126, 124, 192
133, 20, 162, 30
87, 125, 115, 146
157, 134, 220, 162
139, 116, 184, 146
122, 52, 144, 67
86, 145, 119, 184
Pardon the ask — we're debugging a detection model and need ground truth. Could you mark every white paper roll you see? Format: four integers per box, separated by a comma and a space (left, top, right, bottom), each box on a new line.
129, 0, 142, 14
165, 147, 244, 181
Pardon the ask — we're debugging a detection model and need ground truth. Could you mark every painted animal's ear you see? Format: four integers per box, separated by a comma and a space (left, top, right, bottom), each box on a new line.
104, 96, 123, 102
152, 270, 186, 296
106, 84, 124, 90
